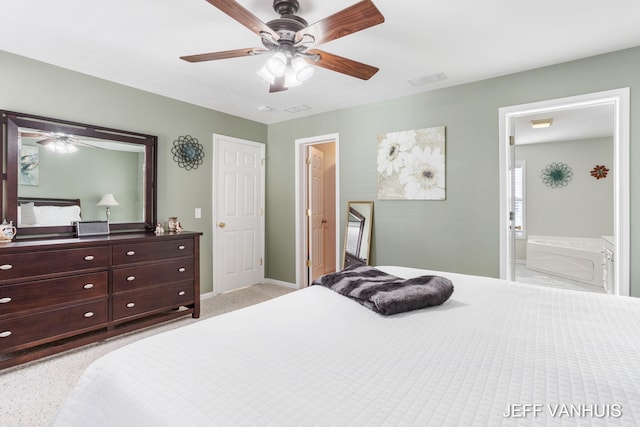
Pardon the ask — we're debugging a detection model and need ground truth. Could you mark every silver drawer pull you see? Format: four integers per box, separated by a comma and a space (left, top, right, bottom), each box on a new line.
178, 267, 186, 273
0, 297, 12, 304
83, 283, 94, 289
84, 255, 95, 261
0, 264, 13, 271
0, 331, 12, 338
126, 302, 135, 308
126, 276, 136, 282
178, 245, 186, 250
84, 312, 94, 318
178, 290, 186, 296
126, 250, 136, 256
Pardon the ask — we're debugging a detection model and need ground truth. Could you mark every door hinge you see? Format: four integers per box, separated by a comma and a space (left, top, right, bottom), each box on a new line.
306, 208, 312, 216
509, 135, 515, 146
306, 157, 311, 165
306, 259, 311, 267
261, 158, 266, 165
259, 258, 263, 266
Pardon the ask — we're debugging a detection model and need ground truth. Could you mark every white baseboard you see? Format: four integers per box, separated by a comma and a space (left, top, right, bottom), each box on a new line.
200, 279, 298, 298
264, 278, 299, 289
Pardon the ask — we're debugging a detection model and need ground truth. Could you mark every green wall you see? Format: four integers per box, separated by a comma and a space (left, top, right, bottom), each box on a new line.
266, 46, 640, 297
19, 142, 144, 222
3, 45, 640, 297
1, 50, 268, 294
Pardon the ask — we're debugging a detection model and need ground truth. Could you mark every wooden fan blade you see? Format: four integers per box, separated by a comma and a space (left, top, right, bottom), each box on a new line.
20, 131, 47, 138
296, 0, 384, 46
181, 48, 267, 62
269, 76, 288, 93
307, 49, 379, 80
204, 0, 279, 40
35, 137, 57, 145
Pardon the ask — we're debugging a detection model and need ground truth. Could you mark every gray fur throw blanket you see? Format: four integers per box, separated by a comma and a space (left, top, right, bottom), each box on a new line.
312, 265, 454, 315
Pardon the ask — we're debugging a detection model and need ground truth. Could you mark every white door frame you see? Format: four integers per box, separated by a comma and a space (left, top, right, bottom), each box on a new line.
212, 134, 266, 295
498, 88, 630, 296
295, 133, 340, 288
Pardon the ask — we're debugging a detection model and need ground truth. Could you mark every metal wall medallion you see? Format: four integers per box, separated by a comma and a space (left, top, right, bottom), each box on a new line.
171, 135, 204, 170
541, 162, 573, 188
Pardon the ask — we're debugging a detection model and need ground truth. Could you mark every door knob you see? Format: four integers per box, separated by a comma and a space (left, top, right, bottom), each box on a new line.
218, 222, 226, 228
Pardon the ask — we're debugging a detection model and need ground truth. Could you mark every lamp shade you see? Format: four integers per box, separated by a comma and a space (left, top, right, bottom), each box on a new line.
97, 193, 119, 207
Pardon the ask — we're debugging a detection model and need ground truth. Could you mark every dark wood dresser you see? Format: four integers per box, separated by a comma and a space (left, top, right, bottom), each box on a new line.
0, 231, 201, 369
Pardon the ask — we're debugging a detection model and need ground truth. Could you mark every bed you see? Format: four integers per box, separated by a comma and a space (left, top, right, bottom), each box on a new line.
17, 197, 82, 227
50, 266, 640, 426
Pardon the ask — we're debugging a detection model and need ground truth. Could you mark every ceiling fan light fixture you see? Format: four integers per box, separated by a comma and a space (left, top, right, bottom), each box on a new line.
266, 52, 287, 77
257, 65, 276, 84
291, 56, 314, 82
284, 67, 303, 88
48, 139, 78, 154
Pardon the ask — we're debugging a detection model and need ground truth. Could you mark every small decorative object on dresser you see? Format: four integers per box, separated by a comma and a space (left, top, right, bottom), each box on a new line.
0, 230, 202, 370
155, 223, 165, 234
168, 216, 179, 232
0, 220, 16, 242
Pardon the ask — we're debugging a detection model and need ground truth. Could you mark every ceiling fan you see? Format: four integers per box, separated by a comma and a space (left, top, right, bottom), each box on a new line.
19, 131, 100, 153
180, 0, 385, 92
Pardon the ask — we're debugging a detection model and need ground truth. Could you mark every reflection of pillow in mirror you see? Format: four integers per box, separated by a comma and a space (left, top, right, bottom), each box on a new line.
20, 202, 37, 225
34, 205, 82, 226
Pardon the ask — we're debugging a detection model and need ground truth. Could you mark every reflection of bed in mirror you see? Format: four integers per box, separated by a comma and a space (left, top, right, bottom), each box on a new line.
343, 201, 373, 268
17, 197, 82, 227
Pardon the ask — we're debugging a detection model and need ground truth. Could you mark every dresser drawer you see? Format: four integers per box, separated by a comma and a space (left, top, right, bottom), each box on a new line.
112, 258, 195, 292
0, 246, 109, 283
0, 300, 108, 353
112, 239, 194, 265
112, 282, 194, 321
0, 272, 108, 318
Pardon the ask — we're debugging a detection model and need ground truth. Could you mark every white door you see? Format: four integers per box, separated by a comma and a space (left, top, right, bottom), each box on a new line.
213, 134, 265, 294
308, 145, 325, 282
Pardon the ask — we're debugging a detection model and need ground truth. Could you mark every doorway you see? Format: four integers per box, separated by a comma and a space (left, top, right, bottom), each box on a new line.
295, 133, 340, 288
499, 88, 630, 296
212, 134, 265, 294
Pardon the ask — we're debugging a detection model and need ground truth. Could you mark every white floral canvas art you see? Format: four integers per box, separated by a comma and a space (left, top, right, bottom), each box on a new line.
377, 126, 445, 200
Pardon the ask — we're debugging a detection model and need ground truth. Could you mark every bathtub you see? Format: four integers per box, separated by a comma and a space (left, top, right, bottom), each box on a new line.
526, 236, 604, 288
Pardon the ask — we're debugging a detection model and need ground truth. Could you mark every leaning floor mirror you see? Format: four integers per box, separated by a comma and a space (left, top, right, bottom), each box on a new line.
343, 201, 374, 269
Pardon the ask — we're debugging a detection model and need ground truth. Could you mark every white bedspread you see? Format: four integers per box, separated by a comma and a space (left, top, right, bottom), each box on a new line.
51, 267, 640, 426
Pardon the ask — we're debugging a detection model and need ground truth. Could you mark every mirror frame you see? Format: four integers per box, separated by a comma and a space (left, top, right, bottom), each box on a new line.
1, 110, 157, 237
343, 201, 374, 269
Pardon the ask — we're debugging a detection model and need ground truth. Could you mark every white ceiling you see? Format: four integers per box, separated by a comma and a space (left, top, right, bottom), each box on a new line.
1, 0, 640, 125
515, 103, 615, 145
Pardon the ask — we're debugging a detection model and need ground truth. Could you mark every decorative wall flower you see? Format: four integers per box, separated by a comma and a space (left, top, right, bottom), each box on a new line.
541, 162, 573, 188
398, 145, 445, 200
590, 165, 609, 179
376, 130, 415, 176
171, 135, 204, 170
377, 126, 446, 200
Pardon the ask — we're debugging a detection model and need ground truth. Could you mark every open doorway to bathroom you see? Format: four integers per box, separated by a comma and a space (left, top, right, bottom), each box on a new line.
499, 89, 630, 296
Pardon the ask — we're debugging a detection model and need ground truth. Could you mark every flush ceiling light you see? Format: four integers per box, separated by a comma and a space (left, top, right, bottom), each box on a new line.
531, 118, 554, 129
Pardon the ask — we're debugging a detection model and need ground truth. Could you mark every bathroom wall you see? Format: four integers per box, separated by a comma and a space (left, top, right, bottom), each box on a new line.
515, 137, 613, 260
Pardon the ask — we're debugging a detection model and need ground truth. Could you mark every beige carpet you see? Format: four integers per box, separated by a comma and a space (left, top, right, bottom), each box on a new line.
0, 283, 294, 427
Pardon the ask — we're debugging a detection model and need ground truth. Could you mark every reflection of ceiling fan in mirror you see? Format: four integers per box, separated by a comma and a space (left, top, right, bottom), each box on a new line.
180, 0, 385, 92
19, 131, 105, 153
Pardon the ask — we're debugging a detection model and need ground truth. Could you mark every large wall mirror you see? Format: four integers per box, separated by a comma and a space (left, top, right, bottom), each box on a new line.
343, 201, 373, 268
1, 111, 157, 237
